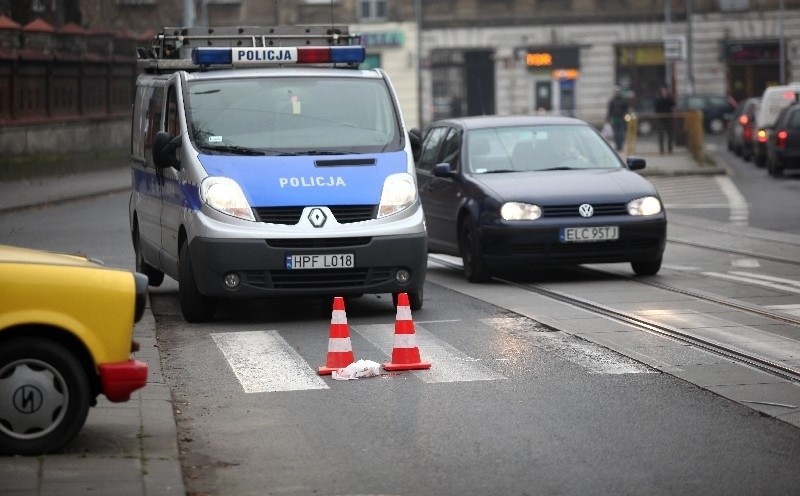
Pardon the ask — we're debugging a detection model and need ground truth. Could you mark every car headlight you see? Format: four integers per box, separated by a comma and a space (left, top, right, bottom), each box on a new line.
378, 173, 417, 218
628, 196, 662, 216
501, 202, 542, 220
200, 177, 255, 221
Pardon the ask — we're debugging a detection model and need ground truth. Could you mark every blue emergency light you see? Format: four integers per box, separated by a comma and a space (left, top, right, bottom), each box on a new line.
191, 46, 366, 67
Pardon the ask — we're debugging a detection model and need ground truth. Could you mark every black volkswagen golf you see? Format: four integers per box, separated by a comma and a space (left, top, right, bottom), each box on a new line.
414, 115, 667, 282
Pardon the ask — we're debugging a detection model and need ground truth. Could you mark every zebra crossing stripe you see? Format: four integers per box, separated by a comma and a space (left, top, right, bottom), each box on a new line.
212, 331, 329, 393
354, 323, 507, 383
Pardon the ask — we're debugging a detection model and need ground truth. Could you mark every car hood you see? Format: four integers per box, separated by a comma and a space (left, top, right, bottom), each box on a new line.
0, 244, 103, 268
471, 169, 659, 204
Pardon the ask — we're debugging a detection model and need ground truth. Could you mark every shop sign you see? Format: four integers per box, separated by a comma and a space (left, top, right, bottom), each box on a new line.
361, 31, 404, 47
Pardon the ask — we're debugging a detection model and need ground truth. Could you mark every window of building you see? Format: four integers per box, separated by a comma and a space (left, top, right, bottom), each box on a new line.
359, 0, 388, 21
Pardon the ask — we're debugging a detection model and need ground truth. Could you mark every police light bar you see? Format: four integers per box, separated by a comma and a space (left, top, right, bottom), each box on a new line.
191, 46, 366, 67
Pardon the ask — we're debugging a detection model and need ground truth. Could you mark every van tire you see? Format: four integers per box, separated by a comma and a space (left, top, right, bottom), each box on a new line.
134, 223, 164, 287
179, 243, 217, 323
393, 290, 423, 311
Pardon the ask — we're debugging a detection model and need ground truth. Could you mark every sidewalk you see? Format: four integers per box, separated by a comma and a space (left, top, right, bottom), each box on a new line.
0, 168, 185, 495
0, 143, 715, 495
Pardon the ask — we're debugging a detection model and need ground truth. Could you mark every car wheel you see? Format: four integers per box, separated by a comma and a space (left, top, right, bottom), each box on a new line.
768, 159, 784, 177
392, 289, 423, 311
179, 242, 217, 323
631, 257, 662, 276
708, 118, 725, 134
0, 338, 91, 456
460, 217, 492, 283
754, 154, 766, 168
133, 223, 164, 287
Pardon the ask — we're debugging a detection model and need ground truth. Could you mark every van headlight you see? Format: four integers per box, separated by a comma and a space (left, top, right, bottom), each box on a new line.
628, 196, 662, 216
378, 173, 417, 218
200, 177, 256, 221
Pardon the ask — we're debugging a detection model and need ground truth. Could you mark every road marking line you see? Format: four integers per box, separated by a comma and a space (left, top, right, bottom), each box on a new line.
353, 324, 507, 383
715, 176, 749, 225
702, 272, 800, 294
728, 271, 800, 287
211, 331, 329, 393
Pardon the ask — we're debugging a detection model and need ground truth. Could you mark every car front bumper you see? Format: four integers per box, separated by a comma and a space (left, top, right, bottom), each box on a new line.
479, 216, 667, 270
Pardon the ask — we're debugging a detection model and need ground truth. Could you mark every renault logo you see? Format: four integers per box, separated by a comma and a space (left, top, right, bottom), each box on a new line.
578, 204, 594, 218
308, 207, 327, 228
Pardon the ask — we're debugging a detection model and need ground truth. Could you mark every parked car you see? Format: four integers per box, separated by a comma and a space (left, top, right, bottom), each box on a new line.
0, 244, 148, 455
766, 101, 800, 177
727, 97, 760, 160
413, 115, 667, 282
675, 94, 737, 134
752, 83, 800, 168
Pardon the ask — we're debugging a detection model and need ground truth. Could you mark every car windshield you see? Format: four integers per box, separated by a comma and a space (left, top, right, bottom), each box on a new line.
185, 77, 402, 155
466, 124, 623, 173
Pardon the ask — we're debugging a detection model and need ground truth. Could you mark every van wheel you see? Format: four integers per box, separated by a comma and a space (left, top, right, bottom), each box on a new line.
393, 290, 423, 311
631, 257, 662, 276
179, 243, 217, 323
133, 223, 164, 287
0, 338, 91, 456
460, 217, 492, 283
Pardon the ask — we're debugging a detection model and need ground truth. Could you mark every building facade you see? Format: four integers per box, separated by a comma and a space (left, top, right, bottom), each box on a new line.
1, 0, 798, 143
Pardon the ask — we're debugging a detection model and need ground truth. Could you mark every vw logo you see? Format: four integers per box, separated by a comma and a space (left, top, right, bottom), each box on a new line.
308, 207, 327, 228
578, 204, 594, 218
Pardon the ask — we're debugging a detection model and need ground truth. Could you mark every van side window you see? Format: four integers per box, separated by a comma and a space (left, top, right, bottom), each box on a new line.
144, 86, 164, 167
167, 86, 179, 136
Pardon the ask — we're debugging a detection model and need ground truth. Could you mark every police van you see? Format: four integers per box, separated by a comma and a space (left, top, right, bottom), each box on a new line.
129, 26, 427, 322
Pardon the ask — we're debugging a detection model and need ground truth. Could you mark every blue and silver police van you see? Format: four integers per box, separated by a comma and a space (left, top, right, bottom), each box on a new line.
129, 26, 427, 322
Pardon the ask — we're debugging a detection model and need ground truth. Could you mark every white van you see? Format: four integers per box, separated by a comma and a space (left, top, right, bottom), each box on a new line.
128, 26, 427, 322
752, 83, 800, 167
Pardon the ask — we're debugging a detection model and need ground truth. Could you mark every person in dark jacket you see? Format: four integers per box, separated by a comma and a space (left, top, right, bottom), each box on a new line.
606, 86, 629, 152
654, 85, 676, 153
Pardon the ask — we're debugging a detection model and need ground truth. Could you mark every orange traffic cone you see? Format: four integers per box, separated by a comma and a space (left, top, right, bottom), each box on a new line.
383, 293, 431, 371
318, 297, 356, 375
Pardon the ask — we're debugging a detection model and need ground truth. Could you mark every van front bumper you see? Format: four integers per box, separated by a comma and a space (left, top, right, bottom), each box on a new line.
188, 233, 427, 298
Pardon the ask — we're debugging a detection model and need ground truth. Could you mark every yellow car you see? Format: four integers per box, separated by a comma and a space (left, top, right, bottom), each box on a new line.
0, 244, 148, 455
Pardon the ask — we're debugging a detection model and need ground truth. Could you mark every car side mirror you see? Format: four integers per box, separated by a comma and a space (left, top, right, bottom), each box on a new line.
409, 128, 422, 163
626, 157, 646, 171
433, 162, 455, 178
153, 131, 181, 170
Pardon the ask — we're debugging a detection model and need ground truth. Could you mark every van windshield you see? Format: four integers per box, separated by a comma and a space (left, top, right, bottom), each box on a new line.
185, 76, 402, 155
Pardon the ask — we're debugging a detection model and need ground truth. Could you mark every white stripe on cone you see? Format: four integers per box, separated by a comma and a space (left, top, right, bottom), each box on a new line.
327, 337, 353, 353
396, 305, 412, 320
391, 334, 419, 349
331, 309, 347, 324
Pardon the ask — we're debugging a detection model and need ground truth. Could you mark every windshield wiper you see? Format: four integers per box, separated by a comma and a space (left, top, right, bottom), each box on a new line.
199, 144, 266, 156
539, 166, 576, 171
299, 150, 359, 156
482, 169, 517, 173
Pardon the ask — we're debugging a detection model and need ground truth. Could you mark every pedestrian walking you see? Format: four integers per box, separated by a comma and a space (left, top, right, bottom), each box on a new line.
606, 86, 629, 152
654, 85, 675, 154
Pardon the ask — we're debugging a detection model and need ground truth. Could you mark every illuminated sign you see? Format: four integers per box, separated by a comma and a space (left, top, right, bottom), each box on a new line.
526, 52, 553, 67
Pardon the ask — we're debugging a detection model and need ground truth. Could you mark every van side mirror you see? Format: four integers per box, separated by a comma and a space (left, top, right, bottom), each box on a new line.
153, 131, 181, 170
409, 128, 422, 163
